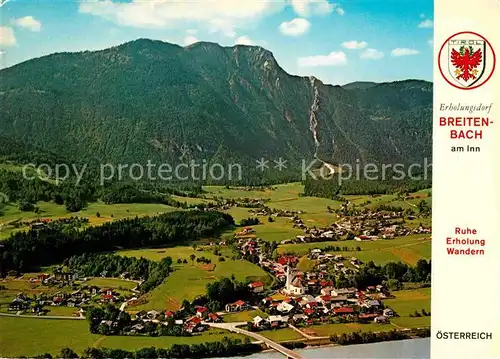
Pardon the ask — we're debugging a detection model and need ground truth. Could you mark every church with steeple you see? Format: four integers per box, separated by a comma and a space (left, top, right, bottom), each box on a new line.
283, 263, 305, 296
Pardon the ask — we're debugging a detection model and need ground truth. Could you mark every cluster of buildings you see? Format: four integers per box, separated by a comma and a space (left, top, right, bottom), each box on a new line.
8, 292, 86, 315
8, 284, 125, 315
334, 211, 431, 239
233, 235, 397, 331
130, 306, 224, 334
279, 210, 431, 246
249, 206, 303, 218
251, 285, 395, 330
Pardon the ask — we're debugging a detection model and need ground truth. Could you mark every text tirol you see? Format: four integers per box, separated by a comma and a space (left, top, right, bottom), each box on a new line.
439, 117, 491, 139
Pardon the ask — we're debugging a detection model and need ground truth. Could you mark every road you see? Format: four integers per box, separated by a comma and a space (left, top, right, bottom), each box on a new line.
206, 322, 306, 359
0, 312, 84, 320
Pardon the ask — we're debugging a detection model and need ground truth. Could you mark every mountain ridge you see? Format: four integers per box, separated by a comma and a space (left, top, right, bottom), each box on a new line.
0, 39, 432, 182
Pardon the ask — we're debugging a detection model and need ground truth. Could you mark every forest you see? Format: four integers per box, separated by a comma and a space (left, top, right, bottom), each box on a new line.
65, 254, 173, 294
0, 210, 234, 274
334, 259, 432, 290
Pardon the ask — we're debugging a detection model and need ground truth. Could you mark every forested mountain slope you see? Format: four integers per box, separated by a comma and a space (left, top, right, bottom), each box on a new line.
0, 39, 432, 176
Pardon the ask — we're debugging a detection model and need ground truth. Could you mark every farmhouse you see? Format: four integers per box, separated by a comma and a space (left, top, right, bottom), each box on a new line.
333, 307, 355, 315
277, 301, 294, 313
268, 315, 288, 328
383, 308, 395, 317
252, 316, 267, 328
248, 281, 265, 293
195, 306, 209, 318
206, 313, 222, 323
374, 315, 389, 323
225, 300, 248, 312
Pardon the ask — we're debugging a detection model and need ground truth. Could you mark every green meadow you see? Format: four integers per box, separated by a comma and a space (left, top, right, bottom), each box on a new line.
385, 287, 432, 329
83, 278, 138, 290
120, 246, 272, 311
307, 323, 394, 337
260, 328, 304, 342
0, 201, 177, 240
0, 182, 432, 356
278, 235, 431, 265
223, 309, 268, 323
0, 316, 245, 358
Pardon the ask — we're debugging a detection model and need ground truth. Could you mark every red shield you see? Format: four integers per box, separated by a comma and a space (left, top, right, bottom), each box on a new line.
447, 39, 486, 88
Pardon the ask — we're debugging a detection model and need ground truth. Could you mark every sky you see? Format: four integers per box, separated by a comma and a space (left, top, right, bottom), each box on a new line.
0, 0, 434, 85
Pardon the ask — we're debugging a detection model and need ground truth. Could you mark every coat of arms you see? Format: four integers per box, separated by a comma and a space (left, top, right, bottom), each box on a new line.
448, 40, 485, 88
439, 32, 496, 90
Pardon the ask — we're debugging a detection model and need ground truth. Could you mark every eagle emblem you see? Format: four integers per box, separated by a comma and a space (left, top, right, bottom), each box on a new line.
447, 39, 486, 88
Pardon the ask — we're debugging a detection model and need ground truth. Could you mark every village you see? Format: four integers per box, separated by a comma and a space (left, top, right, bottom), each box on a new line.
276, 205, 431, 245
3, 196, 432, 342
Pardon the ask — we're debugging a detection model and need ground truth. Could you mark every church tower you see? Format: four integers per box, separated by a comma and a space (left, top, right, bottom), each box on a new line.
285, 263, 292, 292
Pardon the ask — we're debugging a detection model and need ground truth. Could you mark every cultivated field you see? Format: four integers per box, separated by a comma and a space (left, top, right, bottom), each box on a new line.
0, 182, 432, 355
120, 246, 272, 311
279, 235, 431, 266
0, 201, 177, 240
0, 316, 245, 358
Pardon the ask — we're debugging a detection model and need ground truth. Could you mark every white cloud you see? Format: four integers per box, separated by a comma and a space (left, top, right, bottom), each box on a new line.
208, 18, 236, 38
342, 40, 367, 50
291, 0, 338, 16
279, 18, 310, 36
0, 26, 16, 46
417, 19, 433, 28
12, 16, 42, 32
428, 39, 433, 46
235, 35, 253, 46
79, 0, 285, 31
335, 6, 345, 16
391, 48, 420, 56
183, 35, 199, 46
186, 29, 198, 35
298, 51, 347, 67
360, 48, 384, 60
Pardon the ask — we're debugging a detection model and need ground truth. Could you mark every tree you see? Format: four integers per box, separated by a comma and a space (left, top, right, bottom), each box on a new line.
134, 347, 157, 359
66, 197, 84, 212
385, 278, 402, 291
18, 200, 35, 212
189, 254, 196, 265
59, 348, 79, 359
34, 354, 53, 359
82, 348, 103, 359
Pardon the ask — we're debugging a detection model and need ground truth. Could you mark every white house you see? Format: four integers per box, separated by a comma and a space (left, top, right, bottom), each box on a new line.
253, 316, 266, 327
277, 301, 294, 313
248, 281, 265, 293
383, 308, 394, 317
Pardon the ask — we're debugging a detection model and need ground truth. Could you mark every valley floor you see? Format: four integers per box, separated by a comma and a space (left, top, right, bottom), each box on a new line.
0, 183, 432, 357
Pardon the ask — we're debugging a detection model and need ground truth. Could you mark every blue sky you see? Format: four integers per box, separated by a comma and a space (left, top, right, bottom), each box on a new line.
0, 0, 433, 85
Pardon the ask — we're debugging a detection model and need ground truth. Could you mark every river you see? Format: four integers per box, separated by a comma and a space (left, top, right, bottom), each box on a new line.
215, 338, 430, 359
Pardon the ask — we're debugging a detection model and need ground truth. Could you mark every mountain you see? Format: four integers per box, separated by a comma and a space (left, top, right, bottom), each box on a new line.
342, 81, 378, 90
0, 39, 432, 180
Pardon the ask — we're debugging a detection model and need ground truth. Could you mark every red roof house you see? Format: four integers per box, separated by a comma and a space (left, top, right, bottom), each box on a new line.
333, 307, 355, 315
